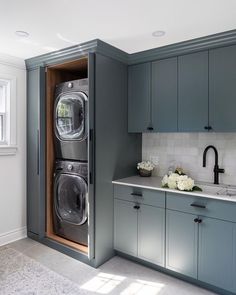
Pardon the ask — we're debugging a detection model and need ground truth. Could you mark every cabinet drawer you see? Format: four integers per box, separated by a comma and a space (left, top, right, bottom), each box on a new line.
114, 184, 165, 208
166, 193, 236, 222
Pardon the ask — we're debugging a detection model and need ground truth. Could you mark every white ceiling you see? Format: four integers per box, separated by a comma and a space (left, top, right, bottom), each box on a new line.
1, 0, 236, 59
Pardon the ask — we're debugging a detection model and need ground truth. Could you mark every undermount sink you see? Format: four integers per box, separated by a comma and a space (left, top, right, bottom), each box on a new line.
197, 183, 236, 197
197, 184, 222, 195
216, 188, 236, 197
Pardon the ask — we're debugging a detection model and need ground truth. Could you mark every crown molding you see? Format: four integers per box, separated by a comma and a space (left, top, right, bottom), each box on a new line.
25, 29, 236, 69
25, 39, 99, 70
128, 29, 236, 64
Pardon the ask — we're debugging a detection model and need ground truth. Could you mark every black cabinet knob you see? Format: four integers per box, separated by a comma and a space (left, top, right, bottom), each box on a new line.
204, 126, 212, 130
194, 218, 202, 224
133, 205, 140, 210
147, 127, 153, 131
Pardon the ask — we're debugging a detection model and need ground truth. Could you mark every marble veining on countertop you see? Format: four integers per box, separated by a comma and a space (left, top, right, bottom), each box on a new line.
112, 175, 236, 203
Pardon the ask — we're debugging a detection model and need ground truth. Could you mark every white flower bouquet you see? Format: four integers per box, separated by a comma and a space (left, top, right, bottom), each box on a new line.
162, 170, 202, 192
137, 161, 155, 177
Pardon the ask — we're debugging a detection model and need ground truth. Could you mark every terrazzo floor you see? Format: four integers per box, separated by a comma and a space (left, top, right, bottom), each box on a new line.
0, 238, 217, 295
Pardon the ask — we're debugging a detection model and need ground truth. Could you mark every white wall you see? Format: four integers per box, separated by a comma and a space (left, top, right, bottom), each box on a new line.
143, 133, 236, 185
0, 53, 26, 245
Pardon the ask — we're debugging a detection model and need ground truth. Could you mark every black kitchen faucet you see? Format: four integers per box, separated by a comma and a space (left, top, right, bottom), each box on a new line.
203, 145, 225, 184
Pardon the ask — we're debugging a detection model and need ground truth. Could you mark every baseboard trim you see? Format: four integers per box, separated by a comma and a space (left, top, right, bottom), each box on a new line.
0, 227, 27, 246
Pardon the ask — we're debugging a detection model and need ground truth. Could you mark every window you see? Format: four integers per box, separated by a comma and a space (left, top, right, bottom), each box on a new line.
0, 79, 9, 144
0, 74, 17, 155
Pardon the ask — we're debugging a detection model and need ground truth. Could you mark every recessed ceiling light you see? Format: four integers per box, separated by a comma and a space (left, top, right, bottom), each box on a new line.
152, 30, 166, 37
15, 31, 29, 38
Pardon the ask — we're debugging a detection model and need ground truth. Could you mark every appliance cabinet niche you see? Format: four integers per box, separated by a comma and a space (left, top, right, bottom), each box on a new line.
27, 50, 142, 267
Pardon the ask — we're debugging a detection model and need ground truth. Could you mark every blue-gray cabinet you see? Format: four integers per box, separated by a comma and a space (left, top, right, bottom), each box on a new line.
152, 58, 178, 132
114, 185, 165, 266
166, 209, 198, 278
128, 63, 151, 132
138, 204, 165, 266
114, 199, 138, 256
198, 217, 236, 292
27, 67, 45, 237
178, 51, 209, 132
209, 44, 236, 131
166, 192, 236, 293
114, 186, 236, 294
128, 44, 236, 133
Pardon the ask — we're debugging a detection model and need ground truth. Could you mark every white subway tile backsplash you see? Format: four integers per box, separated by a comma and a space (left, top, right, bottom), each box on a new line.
142, 133, 236, 185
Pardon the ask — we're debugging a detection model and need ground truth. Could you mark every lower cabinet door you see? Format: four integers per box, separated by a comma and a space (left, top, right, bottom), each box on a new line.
166, 209, 198, 278
114, 199, 138, 256
138, 204, 165, 266
198, 217, 236, 292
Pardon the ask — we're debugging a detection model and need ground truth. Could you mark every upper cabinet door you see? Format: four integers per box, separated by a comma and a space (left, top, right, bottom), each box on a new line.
152, 58, 177, 132
128, 63, 151, 132
209, 45, 236, 131
178, 51, 209, 132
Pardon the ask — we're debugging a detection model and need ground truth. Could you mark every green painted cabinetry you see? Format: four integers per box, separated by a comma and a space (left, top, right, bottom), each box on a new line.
166, 209, 198, 278
198, 217, 236, 292
114, 186, 165, 266
128, 63, 151, 132
128, 44, 236, 133
114, 199, 138, 256
27, 67, 45, 237
114, 185, 236, 294
152, 58, 178, 132
209, 44, 236, 131
178, 51, 209, 132
166, 192, 236, 293
138, 204, 165, 266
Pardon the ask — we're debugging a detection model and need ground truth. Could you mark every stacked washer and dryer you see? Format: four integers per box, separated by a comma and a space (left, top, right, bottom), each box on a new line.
53, 79, 89, 246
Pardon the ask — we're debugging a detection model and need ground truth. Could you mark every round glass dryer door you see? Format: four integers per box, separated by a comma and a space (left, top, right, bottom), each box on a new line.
55, 92, 87, 141
54, 174, 88, 225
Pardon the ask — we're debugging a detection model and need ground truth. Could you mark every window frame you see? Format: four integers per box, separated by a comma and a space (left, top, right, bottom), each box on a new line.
0, 74, 17, 155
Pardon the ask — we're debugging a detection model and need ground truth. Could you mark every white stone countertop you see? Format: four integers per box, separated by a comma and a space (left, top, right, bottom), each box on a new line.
112, 175, 236, 203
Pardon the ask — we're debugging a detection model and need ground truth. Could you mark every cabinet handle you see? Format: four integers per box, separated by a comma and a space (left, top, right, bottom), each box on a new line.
133, 205, 140, 210
131, 193, 143, 197
191, 203, 206, 209
194, 218, 202, 224
37, 129, 39, 175
147, 127, 153, 131
204, 126, 212, 130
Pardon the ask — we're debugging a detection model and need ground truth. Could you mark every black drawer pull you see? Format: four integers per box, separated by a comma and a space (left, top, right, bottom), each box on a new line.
147, 127, 153, 131
191, 203, 206, 209
133, 205, 140, 210
131, 193, 143, 197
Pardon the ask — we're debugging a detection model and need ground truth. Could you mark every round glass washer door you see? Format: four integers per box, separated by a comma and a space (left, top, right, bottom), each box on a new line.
54, 174, 88, 225
55, 92, 87, 141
